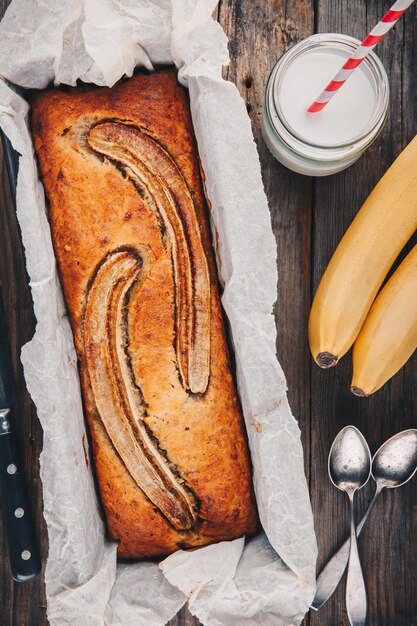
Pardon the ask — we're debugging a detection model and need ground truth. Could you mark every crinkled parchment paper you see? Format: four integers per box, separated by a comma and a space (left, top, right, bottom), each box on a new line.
0, 1, 317, 624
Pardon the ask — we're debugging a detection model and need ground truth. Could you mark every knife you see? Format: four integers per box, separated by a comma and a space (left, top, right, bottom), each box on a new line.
0, 129, 41, 582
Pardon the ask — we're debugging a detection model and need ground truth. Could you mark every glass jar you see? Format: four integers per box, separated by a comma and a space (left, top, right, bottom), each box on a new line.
262, 33, 389, 176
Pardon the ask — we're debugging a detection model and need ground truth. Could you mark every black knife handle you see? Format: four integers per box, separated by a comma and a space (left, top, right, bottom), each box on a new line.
0, 424, 41, 581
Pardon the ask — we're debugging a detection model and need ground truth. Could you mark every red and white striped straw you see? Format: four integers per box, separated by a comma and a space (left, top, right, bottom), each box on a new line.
308, 0, 415, 113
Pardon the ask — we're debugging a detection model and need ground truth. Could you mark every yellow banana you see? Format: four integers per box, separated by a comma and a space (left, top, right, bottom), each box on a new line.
309, 136, 417, 368
351, 244, 417, 396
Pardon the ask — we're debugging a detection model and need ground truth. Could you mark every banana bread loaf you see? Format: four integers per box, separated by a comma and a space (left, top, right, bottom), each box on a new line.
31, 70, 258, 558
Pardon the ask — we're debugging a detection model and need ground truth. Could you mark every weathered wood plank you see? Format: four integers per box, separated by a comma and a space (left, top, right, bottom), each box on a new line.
310, 1, 417, 625
0, 10, 47, 626
0, 142, 48, 626
218, 0, 314, 483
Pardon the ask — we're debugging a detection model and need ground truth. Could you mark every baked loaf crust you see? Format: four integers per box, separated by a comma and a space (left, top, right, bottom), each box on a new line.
31, 70, 258, 558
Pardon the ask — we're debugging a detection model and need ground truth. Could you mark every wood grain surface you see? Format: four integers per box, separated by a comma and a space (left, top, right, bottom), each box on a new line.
0, 1, 416, 625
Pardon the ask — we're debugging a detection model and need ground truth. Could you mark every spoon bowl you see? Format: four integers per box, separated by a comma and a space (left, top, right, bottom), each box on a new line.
372, 429, 417, 489
329, 426, 372, 494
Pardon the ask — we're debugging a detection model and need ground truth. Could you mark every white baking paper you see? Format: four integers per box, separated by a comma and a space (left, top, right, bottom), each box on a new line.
0, 1, 317, 624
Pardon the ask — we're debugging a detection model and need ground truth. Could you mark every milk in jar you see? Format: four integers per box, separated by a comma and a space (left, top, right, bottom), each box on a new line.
262, 34, 389, 176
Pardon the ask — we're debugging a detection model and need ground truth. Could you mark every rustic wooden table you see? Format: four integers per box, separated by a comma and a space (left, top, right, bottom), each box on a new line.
1, 1, 416, 625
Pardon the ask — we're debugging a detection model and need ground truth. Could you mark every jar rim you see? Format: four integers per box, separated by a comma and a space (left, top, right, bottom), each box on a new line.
266, 33, 389, 161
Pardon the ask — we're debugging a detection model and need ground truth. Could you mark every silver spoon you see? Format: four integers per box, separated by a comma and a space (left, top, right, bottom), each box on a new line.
311, 429, 417, 612
328, 426, 371, 626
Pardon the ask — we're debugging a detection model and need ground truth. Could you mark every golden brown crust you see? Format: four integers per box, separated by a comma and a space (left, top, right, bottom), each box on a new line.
30, 70, 258, 558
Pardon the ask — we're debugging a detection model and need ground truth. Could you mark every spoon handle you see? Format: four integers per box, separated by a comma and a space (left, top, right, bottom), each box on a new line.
311, 487, 380, 611
346, 493, 367, 626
